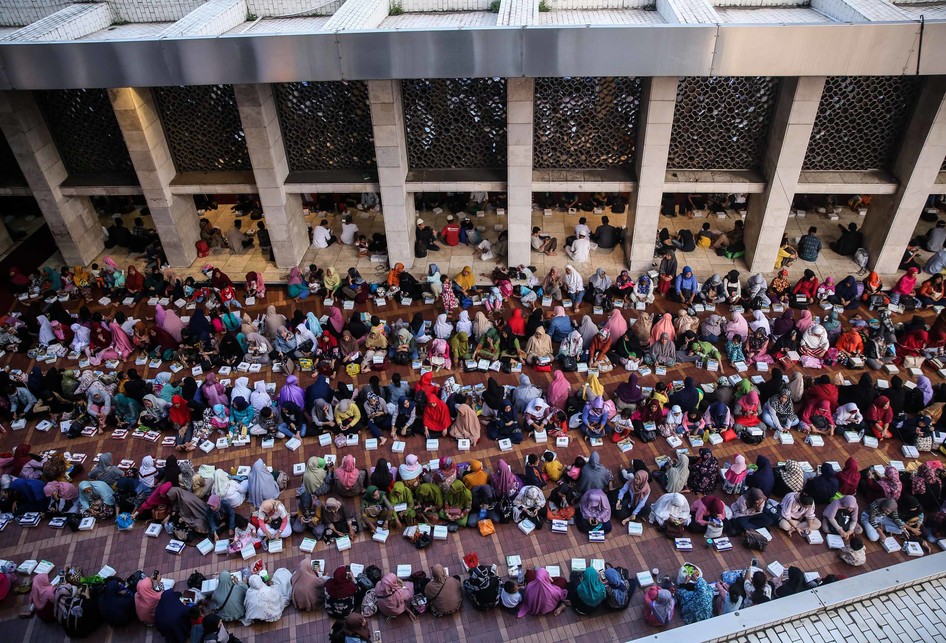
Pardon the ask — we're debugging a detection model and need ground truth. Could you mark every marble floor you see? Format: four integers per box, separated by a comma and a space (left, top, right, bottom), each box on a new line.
81, 197, 946, 287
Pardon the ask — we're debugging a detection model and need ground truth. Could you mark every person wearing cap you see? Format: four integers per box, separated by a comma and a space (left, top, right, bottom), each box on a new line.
439, 215, 461, 247
416, 218, 440, 252
566, 231, 591, 262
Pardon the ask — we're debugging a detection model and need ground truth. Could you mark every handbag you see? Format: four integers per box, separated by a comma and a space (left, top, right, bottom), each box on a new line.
409, 593, 428, 614
478, 519, 495, 536
744, 529, 768, 551
345, 363, 361, 377
720, 428, 738, 442
561, 356, 578, 372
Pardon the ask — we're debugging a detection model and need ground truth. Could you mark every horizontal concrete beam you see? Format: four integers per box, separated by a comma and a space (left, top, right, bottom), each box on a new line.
0, 3, 111, 42
0, 22, 943, 90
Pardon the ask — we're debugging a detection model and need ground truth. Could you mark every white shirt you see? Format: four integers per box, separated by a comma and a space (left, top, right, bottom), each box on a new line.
340, 222, 358, 245
568, 238, 591, 262
575, 223, 591, 238
311, 225, 332, 248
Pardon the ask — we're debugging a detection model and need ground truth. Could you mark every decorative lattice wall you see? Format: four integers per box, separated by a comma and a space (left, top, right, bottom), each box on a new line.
401, 78, 507, 169
35, 89, 134, 176
803, 76, 922, 172
273, 81, 376, 172
152, 84, 252, 173
533, 77, 642, 169
667, 76, 780, 171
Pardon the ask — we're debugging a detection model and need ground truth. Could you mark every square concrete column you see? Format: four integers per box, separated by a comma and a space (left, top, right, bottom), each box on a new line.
507, 77, 534, 268
0, 90, 103, 265
109, 87, 200, 267
625, 77, 678, 272
743, 76, 826, 273
233, 83, 308, 269
862, 77, 946, 275
368, 80, 416, 269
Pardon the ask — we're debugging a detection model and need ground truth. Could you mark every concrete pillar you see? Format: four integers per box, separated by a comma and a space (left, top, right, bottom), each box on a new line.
0, 90, 103, 265
743, 76, 826, 273
368, 80, 416, 269
507, 77, 534, 268
625, 77, 678, 272
109, 87, 199, 267
0, 220, 13, 256
862, 77, 946, 275
233, 83, 308, 269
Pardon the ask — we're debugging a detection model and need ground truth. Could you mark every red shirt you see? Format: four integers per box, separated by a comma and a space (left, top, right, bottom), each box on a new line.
440, 224, 461, 246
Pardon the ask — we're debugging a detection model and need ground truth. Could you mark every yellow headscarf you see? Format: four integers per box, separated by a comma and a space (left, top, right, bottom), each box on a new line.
584, 373, 605, 399
455, 266, 475, 292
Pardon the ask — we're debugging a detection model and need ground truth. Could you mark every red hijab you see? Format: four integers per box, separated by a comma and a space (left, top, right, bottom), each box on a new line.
507, 309, 526, 336
836, 457, 860, 495
125, 266, 144, 291
168, 395, 191, 426
867, 396, 892, 424
423, 392, 451, 433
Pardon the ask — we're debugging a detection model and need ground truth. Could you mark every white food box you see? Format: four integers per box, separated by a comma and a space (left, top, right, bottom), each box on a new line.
426, 439, 439, 451
457, 439, 470, 451
755, 528, 773, 541
637, 571, 655, 587
708, 433, 723, 446
78, 517, 95, 531
286, 437, 302, 451
551, 520, 568, 533
345, 434, 359, 447
318, 433, 332, 447
826, 534, 845, 549
674, 538, 693, 551
534, 430, 547, 444
556, 437, 569, 448
214, 539, 229, 554
589, 531, 605, 542
392, 441, 406, 453
881, 537, 900, 553
666, 436, 683, 448
806, 530, 824, 545
714, 537, 732, 551
689, 436, 704, 448
200, 578, 219, 594
844, 431, 861, 444
433, 525, 448, 540
300, 537, 317, 553
778, 432, 795, 445
372, 529, 389, 544
292, 463, 305, 476
863, 436, 879, 449
517, 519, 536, 535
240, 544, 256, 560
904, 541, 924, 557
396, 565, 412, 579
767, 561, 784, 578
806, 435, 824, 447
336, 536, 352, 551
498, 439, 513, 452
748, 427, 764, 437
365, 438, 378, 451
196, 539, 214, 555
627, 522, 643, 536
902, 445, 920, 459
145, 523, 162, 537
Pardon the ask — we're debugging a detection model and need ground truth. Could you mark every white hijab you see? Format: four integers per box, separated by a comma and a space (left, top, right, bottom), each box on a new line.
70, 323, 90, 351
38, 315, 55, 345
801, 325, 829, 353
749, 310, 771, 334
649, 492, 690, 525
250, 381, 272, 411
456, 311, 473, 336
563, 265, 584, 293
433, 314, 454, 340
231, 377, 251, 404
243, 569, 292, 623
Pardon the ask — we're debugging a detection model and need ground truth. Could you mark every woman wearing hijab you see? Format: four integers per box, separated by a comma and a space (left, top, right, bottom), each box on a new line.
166, 486, 211, 535
568, 567, 607, 616
524, 326, 553, 365
729, 487, 775, 536
830, 457, 860, 497
577, 451, 612, 494
866, 395, 894, 440
374, 573, 416, 621
803, 463, 840, 505
772, 460, 805, 497
243, 569, 292, 623
323, 566, 358, 619
647, 332, 676, 366
449, 400, 482, 446
422, 564, 462, 618
649, 312, 676, 347
649, 492, 691, 533
573, 488, 612, 534
329, 454, 363, 497
688, 448, 719, 496
290, 559, 325, 613
655, 454, 689, 494
518, 568, 568, 618
246, 458, 279, 508
491, 458, 522, 498
614, 469, 651, 525
134, 574, 164, 625
644, 585, 676, 627
441, 479, 472, 527
746, 455, 775, 496
88, 452, 122, 487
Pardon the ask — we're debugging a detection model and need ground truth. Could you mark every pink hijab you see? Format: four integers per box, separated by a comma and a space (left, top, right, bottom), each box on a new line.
109, 321, 134, 358
650, 313, 676, 346
603, 309, 628, 340
135, 577, 162, 623
518, 568, 567, 617
30, 572, 56, 612
795, 310, 814, 334
724, 312, 748, 341
375, 573, 412, 616
547, 371, 570, 410
328, 307, 345, 334
337, 454, 360, 488
725, 455, 748, 484
201, 373, 228, 408
157, 305, 186, 342
491, 459, 520, 496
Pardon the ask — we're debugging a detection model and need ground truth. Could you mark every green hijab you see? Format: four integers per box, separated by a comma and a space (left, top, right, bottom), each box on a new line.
576, 567, 607, 606
303, 456, 327, 494
210, 570, 247, 621
362, 485, 387, 510
416, 482, 443, 506
389, 481, 414, 507
445, 480, 472, 508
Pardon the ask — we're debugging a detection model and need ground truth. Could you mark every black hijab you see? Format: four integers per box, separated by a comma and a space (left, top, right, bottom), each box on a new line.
668, 377, 700, 413
484, 377, 505, 410
747, 455, 774, 496
370, 458, 393, 490
525, 309, 545, 338
759, 368, 785, 404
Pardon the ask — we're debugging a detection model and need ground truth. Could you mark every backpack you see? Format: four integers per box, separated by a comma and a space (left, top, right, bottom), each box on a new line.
744, 529, 769, 551
854, 247, 869, 269
360, 588, 378, 616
